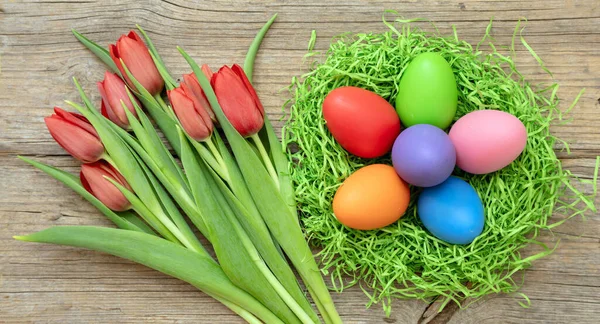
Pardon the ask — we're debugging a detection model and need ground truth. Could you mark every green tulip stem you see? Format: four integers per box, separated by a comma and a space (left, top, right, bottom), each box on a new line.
149, 50, 176, 91
250, 133, 279, 189
106, 176, 202, 255
111, 188, 180, 244
191, 140, 229, 182
306, 284, 333, 324
205, 137, 230, 182
212, 296, 262, 324
154, 93, 176, 120
105, 177, 185, 245
154, 93, 168, 110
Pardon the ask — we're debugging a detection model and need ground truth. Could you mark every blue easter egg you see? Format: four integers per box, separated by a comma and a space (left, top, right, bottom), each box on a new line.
417, 176, 484, 244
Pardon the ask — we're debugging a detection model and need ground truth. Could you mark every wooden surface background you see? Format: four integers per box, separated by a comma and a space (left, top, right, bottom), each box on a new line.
1, 0, 599, 323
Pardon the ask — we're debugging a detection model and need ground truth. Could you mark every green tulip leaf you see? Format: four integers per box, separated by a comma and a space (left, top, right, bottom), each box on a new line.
72, 29, 121, 77
106, 176, 180, 245
14, 226, 284, 324
96, 104, 209, 241
179, 47, 342, 324
126, 145, 207, 254
150, 50, 177, 90
117, 211, 157, 236
240, 13, 297, 217
66, 92, 164, 220
259, 119, 297, 218
119, 61, 182, 156
243, 13, 278, 83
208, 154, 319, 323
125, 89, 189, 189
178, 128, 302, 324
18, 156, 142, 233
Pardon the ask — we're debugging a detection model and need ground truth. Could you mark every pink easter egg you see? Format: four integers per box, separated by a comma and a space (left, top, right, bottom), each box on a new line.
449, 110, 527, 174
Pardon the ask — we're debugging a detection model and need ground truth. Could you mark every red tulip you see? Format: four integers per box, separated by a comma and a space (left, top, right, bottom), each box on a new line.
109, 31, 164, 95
44, 107, 104, 163
81, 160, 132, 212
168, 86, 213, 141
98, 71, 140, 129
181, 68, 216, 122
211, 64, 264, 137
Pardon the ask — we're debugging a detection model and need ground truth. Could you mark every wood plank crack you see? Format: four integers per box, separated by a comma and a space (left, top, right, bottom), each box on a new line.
418, 298, 461, 324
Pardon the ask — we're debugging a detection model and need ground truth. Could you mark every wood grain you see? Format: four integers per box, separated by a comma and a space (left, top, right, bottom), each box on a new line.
1, 0, 599, 323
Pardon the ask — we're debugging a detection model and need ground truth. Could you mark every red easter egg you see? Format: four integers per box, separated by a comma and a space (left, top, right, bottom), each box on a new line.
323, 86, 401, 158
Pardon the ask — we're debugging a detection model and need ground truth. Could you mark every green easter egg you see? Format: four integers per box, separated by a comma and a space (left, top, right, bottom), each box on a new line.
395, 52, 458, 129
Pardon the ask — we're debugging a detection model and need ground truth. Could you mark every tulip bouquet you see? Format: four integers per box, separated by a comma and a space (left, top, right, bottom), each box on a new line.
16, 15, 341, 324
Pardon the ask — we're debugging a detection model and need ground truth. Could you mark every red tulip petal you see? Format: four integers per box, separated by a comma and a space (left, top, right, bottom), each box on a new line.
232, 64, 264, 115
100, 100, 109, 119
99, 162, 132, 191
169, 88, 211, 141
113, 168, 132, 192
80, 169, 92, 193
117, 35, 163, 95
128, 30, 143, 43
109, 44, 132, 86
97, 79, 108, 100
109, 43, 120, 60
105, 99, 128, 129
212, 66, 264, 137
81, 162, 130, 211
97, 79, 114, 121
45, 116, 104, 163
201, 64, 213, 80
98, 80, 127, 129
102, 72, 138, 127
53, 107, 99, 138
182, 73, 215, 124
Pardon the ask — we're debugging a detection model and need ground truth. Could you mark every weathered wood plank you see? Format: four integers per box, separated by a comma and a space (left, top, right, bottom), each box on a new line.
1, 0, 599, 323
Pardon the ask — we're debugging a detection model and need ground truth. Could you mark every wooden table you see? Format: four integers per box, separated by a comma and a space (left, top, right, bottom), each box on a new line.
1, 1, 599, 323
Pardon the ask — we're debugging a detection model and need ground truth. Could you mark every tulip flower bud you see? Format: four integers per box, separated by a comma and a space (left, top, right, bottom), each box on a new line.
80, 160, 132, 212
181, 69, 216, 122
98, 72, 140, 129
109, 31, 164, 95
45, 107, 104, 163
168, 87, 213, 141
211, 64, 264, 137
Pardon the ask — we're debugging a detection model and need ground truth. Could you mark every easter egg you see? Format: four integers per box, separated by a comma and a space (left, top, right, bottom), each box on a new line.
449, 110, 527, 174
417, 176, 484, 245
395, 52, 458, 129
391, 124, 456, 187
323, 86, 401, 158
332, 164, 410, 230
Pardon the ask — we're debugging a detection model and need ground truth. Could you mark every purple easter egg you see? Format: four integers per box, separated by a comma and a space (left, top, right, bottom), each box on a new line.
391, 124, 456, 187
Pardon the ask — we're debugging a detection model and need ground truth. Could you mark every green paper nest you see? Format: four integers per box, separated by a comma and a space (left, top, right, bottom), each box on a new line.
282, 14, 598, 314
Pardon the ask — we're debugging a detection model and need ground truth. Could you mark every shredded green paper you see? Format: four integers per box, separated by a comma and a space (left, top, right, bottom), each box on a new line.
282, 13, 598, 315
